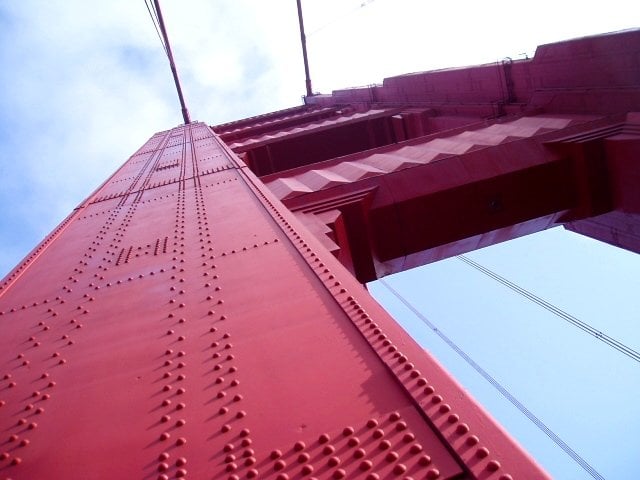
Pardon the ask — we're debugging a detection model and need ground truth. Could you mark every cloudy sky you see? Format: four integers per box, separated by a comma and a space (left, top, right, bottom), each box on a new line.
0, 1, 638, 478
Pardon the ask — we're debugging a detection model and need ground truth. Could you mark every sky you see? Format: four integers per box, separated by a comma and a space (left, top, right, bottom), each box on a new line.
0, 0, 638, 478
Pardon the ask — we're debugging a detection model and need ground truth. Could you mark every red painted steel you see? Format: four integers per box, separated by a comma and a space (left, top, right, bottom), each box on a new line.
0, 121, 548, 479
2, 29, 639, 479
261, 113, 637, 281
219, 30, 640, 281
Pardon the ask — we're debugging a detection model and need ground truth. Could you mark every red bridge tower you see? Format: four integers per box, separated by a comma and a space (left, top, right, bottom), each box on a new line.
1, 29, 639, 479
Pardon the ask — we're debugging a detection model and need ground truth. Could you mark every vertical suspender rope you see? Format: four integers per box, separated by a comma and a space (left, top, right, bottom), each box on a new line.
457, 255, 640, 363
296, 0, 313, 98
153, 0, 191, 124
378, 278, 605, 480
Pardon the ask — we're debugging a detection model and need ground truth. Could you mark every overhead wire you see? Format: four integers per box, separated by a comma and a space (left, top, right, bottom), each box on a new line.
143, 0, 169, 57
379, 278, 605, 480
457, 254, 640, 364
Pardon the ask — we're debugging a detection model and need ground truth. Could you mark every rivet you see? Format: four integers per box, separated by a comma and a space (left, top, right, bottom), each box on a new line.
301, 465, 314, 475
319, 433, 330, 444
270, 449, 282, 460
386, 451, 399, 462
342, 426, 354, 436
419, 455, 432, 466
487, 460, 501, 471
395, 421, 407, 431
393, 463, 407, 474
379, 440, 391, 450
366, 419, 378, 428
176, 457, 187, 466
323, 445, 335, 455
328, 456, 340, 467
176, 437, 187, 446
456, 423, 470, 434
297, 452, 310, 463
347, 437, 360, 447
476, 447, 490, 459
243, 448, 255, 458
373, 429, 384, 439
274, 459, 286, 470
293, 441, 305, 451
426, 468, 440, 479
333, 468, 347, 478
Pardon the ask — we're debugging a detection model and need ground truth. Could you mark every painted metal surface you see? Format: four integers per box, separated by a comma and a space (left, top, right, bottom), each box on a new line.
261, 113, 638, 281
0, 121, 548, 479
2, 29, 639, 480
221, 30, 640, 281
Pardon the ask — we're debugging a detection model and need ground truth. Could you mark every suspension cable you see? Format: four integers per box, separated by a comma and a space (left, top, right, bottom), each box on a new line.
143, 0, 168, 57
379, 278, 605, 480
457, 254, 640, 364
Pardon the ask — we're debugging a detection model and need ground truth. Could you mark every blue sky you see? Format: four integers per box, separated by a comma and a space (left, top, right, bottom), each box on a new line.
370, 228, 640, 479
0, 1, 638, 478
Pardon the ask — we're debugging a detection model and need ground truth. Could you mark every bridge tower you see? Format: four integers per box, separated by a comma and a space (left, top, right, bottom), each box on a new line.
1, 29, 638, 479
